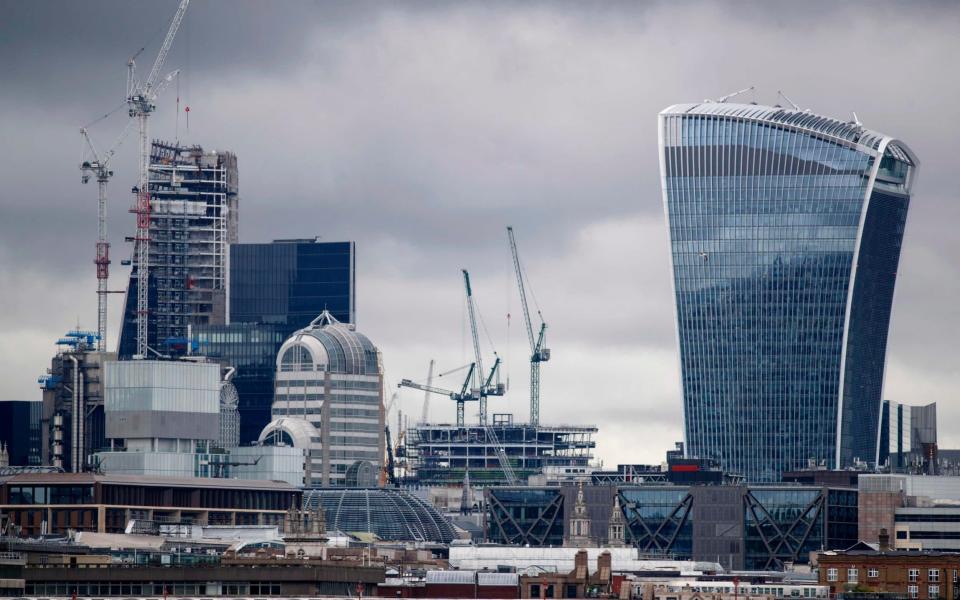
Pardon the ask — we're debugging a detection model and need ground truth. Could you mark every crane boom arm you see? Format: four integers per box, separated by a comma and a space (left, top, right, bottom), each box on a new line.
399, 379, 457, 398
507, 226, 536, 352
462, 269, 484, 380
144, 0, 190, 96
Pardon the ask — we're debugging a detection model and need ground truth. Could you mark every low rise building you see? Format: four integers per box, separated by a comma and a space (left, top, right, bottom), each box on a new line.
485, 483, 858, 570
817, 544, 960, 600
0, 472, 300, 535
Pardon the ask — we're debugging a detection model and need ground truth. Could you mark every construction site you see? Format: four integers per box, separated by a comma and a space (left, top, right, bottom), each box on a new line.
117, 139, 238, 358
396, 227, 598, 487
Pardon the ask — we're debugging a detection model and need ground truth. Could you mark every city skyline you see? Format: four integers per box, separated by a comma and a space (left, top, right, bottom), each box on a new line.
2, 1, 959, 467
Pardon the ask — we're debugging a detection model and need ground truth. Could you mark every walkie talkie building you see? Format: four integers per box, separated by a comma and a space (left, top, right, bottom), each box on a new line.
659, 102, 918, 481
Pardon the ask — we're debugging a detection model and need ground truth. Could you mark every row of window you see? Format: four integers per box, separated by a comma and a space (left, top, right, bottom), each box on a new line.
827, 567, 952, 583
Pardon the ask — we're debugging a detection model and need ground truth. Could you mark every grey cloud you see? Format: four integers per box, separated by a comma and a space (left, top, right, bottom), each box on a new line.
2, 0, 959, 464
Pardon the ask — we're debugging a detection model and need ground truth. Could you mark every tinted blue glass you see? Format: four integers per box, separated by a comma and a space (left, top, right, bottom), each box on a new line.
660, 108, 913, 482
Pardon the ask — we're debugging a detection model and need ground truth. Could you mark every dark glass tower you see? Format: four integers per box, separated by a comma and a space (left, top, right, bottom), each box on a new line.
195, 239, 355, 444
659, 102, 918, 481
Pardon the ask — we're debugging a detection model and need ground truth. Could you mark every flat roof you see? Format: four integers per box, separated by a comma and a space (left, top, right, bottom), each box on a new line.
2, 472, 298, 491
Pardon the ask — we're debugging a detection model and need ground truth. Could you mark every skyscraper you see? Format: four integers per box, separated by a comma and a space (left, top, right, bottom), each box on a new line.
195, 239, 355, 443
659, 102, 918, 481
118, 140, 239, 358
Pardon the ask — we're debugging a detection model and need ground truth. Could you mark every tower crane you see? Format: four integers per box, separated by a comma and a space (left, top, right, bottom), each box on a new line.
126, 0, 190, 359
462, 269, 505, 425
79, 120, 135, 352
507, 226, 550, 426
400, 363, 478, 427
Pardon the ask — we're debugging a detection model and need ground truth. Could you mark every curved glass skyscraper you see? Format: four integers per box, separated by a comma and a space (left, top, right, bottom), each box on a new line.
659, 102, 918, 481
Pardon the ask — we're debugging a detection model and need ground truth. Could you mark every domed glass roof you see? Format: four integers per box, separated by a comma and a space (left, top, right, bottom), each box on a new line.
303, 489, 457, 543
277, 310, 380, 375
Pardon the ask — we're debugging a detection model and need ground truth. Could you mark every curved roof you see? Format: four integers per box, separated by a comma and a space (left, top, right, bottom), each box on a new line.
258, 417, 320, 449
303, 488, 458, 543
276, 310, 381, 375
660, 102, 917, 165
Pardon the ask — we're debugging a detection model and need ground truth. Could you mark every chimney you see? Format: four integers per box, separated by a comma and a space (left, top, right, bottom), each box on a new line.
879, 528, 891, 551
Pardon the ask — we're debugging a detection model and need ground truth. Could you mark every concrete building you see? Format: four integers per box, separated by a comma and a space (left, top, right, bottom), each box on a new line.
118, 140, 238, 358
406, 420, 597, 485
95, 360, 221, 478
660, 102, 918, 481
859, 474, 960, 551
37, 331, 113, 472
261, 310, 384, 488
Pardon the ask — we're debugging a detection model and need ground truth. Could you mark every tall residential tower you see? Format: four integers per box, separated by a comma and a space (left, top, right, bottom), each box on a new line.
659, 102, 918, 481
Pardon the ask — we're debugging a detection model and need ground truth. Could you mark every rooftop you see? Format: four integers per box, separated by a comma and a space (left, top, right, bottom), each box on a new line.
1, 472, 298, 491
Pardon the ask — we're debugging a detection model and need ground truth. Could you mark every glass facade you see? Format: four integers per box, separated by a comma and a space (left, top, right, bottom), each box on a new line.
485, 488, 566, 547
304, 488, 457, 543
659, 103, 917, 481
194, 240, 355, 444
194, 322, 289, 444
619, 488, 694, 557
230, 240, 355, 329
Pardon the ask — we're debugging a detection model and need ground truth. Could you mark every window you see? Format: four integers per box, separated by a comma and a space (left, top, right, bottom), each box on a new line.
868, 568, 879, 579
929, 569, 940, 583
929, 586, 940, 600
827, 568, 838, 582
908, 585, 918, 599
848, 568, 858, 583
910, 569, 920, 583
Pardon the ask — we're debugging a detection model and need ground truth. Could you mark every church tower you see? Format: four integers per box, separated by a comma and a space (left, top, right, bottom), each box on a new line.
566, 481, 593, 547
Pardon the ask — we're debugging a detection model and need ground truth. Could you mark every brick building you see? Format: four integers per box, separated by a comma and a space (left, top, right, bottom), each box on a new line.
817, 541, 960, 600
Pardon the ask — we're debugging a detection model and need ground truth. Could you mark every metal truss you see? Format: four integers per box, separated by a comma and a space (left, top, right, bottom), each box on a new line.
620, 492, 693, 554
743, 491, 824, 570
487, 492, 564, 546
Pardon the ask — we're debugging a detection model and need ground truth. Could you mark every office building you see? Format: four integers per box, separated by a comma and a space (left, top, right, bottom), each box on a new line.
95, 360, 223, 478
659, 101, 919, 481
260, 310, 383, 487
195, 239, 356, 444
118, 140, 238, 358
0, 472, 300, 535
230, 239, 355, 328
0, 401, 41, 466
880, 400, 938, 472
37, 331, 113, 472
485, 482, 858, 570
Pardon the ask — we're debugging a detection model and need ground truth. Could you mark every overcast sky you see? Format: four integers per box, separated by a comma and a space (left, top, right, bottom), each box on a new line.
1, 0, 958, 466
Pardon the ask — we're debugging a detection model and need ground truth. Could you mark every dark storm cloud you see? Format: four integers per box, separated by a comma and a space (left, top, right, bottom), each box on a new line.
2, 0, 959, 463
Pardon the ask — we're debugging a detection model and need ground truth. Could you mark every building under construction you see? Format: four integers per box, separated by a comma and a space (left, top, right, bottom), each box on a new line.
405, 418, 597, 486
118, 140, 238, 357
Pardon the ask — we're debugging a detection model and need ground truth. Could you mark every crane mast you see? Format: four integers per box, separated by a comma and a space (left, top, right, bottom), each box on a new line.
80, 121, 134, 352
127, 0, 190, 359
507, 226, 549, 427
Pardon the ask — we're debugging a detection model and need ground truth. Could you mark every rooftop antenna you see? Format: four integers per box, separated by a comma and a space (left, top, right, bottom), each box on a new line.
715, 86, 754, 104
777, 90, 801, 111
851, 111, 863, 127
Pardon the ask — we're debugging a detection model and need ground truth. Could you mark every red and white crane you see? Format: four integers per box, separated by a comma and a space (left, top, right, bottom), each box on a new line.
126, 0, 189, 358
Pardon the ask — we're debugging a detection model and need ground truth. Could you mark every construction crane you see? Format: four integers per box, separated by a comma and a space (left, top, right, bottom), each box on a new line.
420, 359, 434, 424
400, 363, 478, 427
79, 121, 135, 351
462, 269, 505, 425
126, 0, 190, 359
380, 391, 400, 487
507, 226, 550, 427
